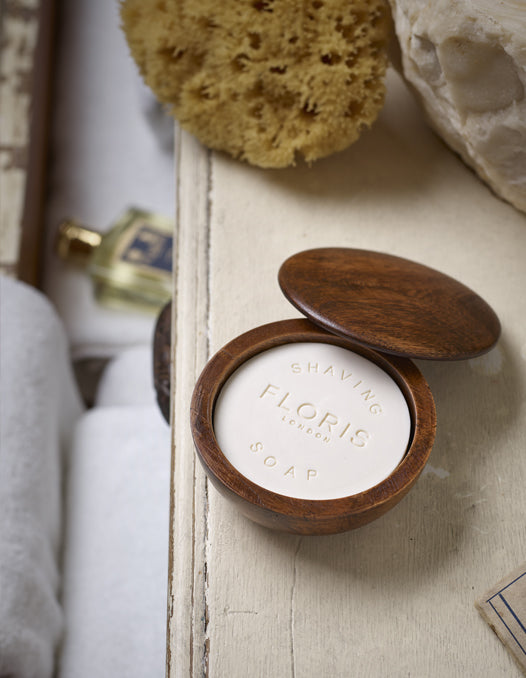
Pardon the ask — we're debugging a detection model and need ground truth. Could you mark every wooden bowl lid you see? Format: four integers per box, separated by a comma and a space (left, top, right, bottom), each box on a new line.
278, 248, 501, 361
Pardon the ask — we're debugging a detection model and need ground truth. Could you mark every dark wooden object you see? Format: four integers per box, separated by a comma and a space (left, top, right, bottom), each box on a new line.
183, 248, 501, 534
190, 319, 436, 535
279, 248, 501, 360
153, 301, 172, 423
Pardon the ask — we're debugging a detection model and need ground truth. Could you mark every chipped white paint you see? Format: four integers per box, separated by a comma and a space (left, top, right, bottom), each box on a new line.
469, 346, 504, 376
0, 0, 40, 275
423, 464, 450, 479
168, 68, 526, 677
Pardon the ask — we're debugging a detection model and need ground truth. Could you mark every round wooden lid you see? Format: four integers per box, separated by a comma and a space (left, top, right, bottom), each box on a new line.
278, 248, 501, 360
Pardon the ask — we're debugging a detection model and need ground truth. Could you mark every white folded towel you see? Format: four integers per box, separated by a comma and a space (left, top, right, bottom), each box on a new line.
94, 346, 157, 408
58, 406, 170, 678
0, 276, 84, 678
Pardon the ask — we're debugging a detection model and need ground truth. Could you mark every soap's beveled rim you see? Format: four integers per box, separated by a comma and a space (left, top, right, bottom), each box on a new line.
190, 318, 436, 535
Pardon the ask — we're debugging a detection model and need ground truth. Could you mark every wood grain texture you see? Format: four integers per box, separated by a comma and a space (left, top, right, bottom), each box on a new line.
168, 66, 526, 677
279, 248, 501, 360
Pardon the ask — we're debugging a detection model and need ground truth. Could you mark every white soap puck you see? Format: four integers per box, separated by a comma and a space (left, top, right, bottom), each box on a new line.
213, 342, 411, 500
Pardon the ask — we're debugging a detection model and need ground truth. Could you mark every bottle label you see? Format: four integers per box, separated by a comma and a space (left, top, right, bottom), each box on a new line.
119, 223, 173, 274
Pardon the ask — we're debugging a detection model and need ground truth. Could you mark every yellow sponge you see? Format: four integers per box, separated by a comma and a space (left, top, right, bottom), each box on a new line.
121, 0, 391, 168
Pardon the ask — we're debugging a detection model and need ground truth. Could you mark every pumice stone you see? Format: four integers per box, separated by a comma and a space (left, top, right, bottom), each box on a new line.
389, 0, 526, 213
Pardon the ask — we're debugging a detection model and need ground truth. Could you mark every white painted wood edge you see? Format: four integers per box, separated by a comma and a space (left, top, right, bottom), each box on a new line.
167, 130, 210, 677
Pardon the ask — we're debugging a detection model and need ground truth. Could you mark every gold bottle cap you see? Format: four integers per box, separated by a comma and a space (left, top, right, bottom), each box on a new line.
55, 219, 103, 266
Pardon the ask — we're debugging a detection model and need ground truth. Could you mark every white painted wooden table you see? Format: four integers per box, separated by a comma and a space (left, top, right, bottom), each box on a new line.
168, 69, 526, 677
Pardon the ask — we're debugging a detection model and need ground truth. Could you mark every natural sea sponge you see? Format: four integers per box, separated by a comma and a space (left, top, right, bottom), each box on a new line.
121, 0, 391, 168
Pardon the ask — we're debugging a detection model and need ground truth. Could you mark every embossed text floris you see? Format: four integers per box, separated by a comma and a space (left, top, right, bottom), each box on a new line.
258, 359, 384, 448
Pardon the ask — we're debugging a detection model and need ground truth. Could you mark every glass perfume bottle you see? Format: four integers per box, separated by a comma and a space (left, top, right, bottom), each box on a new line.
56, 207, 173, 313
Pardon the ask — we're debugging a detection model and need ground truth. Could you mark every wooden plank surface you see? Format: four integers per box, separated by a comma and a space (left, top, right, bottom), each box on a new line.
167, 132, 210, 677
0, 0, 56, 285
168, 68, 526, 677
